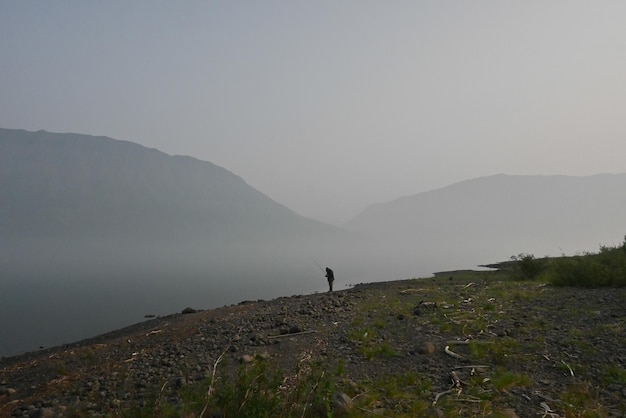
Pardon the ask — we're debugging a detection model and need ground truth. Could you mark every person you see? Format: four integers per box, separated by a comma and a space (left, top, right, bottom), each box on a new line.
325, 267, 335, 292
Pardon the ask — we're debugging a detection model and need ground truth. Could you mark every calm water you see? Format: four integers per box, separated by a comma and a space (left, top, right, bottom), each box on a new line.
1, 253, 448, 358
0, 264, 326, 357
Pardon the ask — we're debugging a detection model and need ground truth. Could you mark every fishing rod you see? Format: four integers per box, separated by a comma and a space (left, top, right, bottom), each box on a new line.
312, 259, 325, 272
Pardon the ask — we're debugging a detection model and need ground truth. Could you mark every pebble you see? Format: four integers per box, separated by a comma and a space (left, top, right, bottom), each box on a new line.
2, 283, 625, 418
417, 341, 436, 355
239, 354, 255, 364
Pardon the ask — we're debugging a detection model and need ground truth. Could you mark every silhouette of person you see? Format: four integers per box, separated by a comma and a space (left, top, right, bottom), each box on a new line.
325, 267, 335, 292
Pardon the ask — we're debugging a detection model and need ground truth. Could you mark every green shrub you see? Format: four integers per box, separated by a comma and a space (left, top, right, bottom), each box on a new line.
510, 253, 544, 280
547, 238, 626, 287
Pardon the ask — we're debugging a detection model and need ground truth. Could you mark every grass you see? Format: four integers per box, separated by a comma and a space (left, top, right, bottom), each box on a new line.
491, 368, 533, 391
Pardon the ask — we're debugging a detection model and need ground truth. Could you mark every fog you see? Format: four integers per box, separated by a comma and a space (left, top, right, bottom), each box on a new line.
2, 2, 626, 224
3, 2, 626, 356
3, 128, 626, 357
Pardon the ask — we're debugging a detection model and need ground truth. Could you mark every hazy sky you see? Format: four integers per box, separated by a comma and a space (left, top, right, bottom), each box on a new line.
2, 2, 625, 224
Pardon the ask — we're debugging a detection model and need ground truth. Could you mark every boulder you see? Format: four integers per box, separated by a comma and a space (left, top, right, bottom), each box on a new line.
181, 307, 197, 314
333, 392, 353, 417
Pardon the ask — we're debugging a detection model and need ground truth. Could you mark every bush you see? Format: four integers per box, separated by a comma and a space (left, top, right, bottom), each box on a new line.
547, 237, 626, 287
510, 253, 544, 280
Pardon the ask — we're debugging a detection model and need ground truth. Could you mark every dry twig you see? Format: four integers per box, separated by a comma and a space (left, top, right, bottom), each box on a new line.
199, 327, 242, 418
267, 330, 317, 339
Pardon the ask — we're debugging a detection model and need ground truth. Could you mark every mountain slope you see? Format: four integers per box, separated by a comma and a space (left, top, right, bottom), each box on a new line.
0, 128, 372, 356
0, 128, 344, 263
345, 173, 626, 266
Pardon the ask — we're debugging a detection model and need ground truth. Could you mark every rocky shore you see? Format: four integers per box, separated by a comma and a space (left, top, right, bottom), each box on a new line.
1, 271, 625, 417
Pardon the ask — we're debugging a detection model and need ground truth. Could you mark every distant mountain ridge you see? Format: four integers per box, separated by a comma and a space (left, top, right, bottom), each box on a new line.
345, 173, 626, 267
1, 128, 369, 357
0, 128, 344, 264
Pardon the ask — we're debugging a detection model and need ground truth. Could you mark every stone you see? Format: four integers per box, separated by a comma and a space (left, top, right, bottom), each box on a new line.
28, 408, 55, 418
289, 325, 302, 334
0, 386, 16, 395
239, 354, 255, 364
502, 409, 521, 418
181, 307, 197, 314
417, 341, 436, 354
332, 392, 353, 417
424, 407, 445, 417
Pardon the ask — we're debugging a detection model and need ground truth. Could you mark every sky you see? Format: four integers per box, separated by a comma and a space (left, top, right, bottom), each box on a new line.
2, 2, 626, 225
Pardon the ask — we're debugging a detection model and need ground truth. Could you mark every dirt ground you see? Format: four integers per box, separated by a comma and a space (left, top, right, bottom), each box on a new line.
1, 272, 625, 417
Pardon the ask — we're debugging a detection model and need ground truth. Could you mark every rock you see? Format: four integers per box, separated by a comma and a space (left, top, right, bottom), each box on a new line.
332, 392, 353, 417
0, 386, 16, 395
417, 341, 436, 354
175, 377, 188, 388
239, 354, 255, 364
289, 325, 302, 334
28, 408, 55, 418
181, 307, 197, 314
424, 407, 445, 417
495, 409, 521, 418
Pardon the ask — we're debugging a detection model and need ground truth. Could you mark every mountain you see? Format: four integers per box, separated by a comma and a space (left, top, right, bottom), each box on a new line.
345, 173, 626, 269
0, 128, 347, 264
1, 128, 371, 356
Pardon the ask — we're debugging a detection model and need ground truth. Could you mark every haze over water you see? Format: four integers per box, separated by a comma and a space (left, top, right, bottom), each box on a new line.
3, 2, 626, 357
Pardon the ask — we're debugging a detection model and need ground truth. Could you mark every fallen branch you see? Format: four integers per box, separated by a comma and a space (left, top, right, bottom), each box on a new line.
444, 345, 465, 360
446, 340, 493, 345
432, 371, 463, 405
450, 371, 461, 388
267, 330, 317, 339
539, 401, 561, 418
357, 407, 393, 417
399, 288, 423, 294
449, 397, 482, 403
561, 360, 574, 377
432, 387, 463, 406
453, 365, 489, 369
443, 314, 461, 324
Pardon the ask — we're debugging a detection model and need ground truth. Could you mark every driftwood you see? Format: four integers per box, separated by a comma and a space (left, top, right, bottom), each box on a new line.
454, 365, 489, 376
444, 345, 465, 360
446, 340, 494, 345
432, 371, 463, 405
432, 388, 456, 406
538, 401, 560, 418
399, 288, 423, 294
561, 360, 574, 376
443, 314, 461, 324
267, 330, 317, 339
453, 365, 489, 369
450, 371, 461, 388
